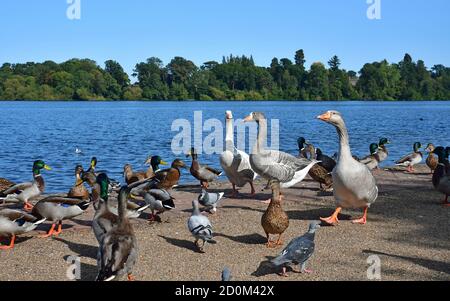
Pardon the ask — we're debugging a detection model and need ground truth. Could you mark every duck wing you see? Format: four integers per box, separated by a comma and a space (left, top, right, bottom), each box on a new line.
1, 182, 33, 195
396, 152, 415, 164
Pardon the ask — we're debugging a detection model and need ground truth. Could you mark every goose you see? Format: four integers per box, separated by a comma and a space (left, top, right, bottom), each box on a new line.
0, 160, 52, 211
432, 147, 450, 206
187, 148, 222, 188
396, 142, 423, 173
220, 110, 257, 197
317, 111, 378, 225
67, 165, 90, 200
243, 112, 318, 202
425, 143, 438, 175
0, 209, 46, 250
359, 143, 382, 170
96, 186, 138, 281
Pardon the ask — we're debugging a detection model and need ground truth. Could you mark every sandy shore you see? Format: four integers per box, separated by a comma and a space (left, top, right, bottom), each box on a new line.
0, 164, 449, 281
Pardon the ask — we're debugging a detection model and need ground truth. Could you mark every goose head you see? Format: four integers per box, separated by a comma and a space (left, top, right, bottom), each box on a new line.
225, 110, 233, 120
317, 110, 345, 127
243, 112, 266, 123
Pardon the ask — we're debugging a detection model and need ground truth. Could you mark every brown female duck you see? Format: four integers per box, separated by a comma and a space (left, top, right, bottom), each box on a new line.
123, 156, 167, 185
153, 159, 187, 190
67, 165, 90, 200
261, 182, 289, 248
187, 148, 222, 188
425, 144, 438, 175
0, 178, 15, 192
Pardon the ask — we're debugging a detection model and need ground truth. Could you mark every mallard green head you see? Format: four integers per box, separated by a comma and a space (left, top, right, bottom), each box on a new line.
369, 143, 379, 155
145, 156, 168, 171
90, 157, 98, 170
33, 160, 51, 175
433, 146, 447, 163
413, 142, 422, 152
96, 173, 110, 201
297, 137, 307, 150
379, 138, 390, 146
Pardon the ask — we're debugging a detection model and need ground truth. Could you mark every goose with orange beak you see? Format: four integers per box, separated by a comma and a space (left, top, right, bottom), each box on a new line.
317, 111, 378, 225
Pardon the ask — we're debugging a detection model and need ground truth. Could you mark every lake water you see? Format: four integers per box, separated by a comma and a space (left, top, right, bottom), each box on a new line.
0, 101, 449, 193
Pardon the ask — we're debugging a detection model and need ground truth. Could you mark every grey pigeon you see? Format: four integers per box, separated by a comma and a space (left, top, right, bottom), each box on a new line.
142, 188, 175, 221
271, 221, 321, 277
198, 189, 225, 214
222, 267, 232, 281
187, 200, 216, 252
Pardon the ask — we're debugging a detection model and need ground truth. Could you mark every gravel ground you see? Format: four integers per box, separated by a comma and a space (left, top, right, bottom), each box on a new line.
0, 164, 449, 281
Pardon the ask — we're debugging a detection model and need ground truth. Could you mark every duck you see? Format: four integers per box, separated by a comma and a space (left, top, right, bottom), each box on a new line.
0, 178, 15, 192
425, 143, 438, 175
187, 148, 222, 188
359, 143, 382, 170
0, 209, 46, 250
153, 159, 187, 190
261, 181, 289, 248
317, 111, 378, 225
377, 138, 390, 163
304, 143, 333, 191
123, 156, 168, 185
220, 110, 257, 197
315, 148, 337, 173
0, 160, 52, 211
396, 142, 423, 173
137, 187, 175, 222
297, 137, 311, 159
82, 171, 149, 219
96, 185, 138, 281
243, 112, 318, 202
187, 199, 216, 253
67, 165, 90, 200
431, 146, 450, 206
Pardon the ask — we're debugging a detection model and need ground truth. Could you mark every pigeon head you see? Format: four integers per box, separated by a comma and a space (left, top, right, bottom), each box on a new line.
308, 221, 321, 233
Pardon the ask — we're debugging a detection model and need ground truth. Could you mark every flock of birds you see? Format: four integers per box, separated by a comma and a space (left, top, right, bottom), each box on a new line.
0, 110, 449, 280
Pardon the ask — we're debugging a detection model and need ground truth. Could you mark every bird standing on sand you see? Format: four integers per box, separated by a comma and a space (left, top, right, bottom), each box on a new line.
187, 148, 223, 188
396, 142, 423, 173
359, 143, 382, 170
220, 110, 257, 197
198, 189, 225, 214
0, 160, 52, 211
187, 199, 217, 252
317, 111, 378, 225
67, 165, 90, 200
271, 221, 321, 277
153, 159, 187, 190
316, 148, 336, 173
425, 143, 438, 175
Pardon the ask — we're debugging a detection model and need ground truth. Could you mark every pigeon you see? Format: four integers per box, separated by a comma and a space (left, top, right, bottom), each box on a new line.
271, 221, 321, 277
222, 267, 232, 281
142, 188, 176, 222
187, 200, 216, 252
198, 189, 224, 214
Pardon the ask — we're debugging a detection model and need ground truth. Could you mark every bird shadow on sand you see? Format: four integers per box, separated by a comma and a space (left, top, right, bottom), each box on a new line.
215, 232, 266, 245
158, 235, 202, 253
54, 237, 98, 259
63, 255, 98, 281
286, 208, 352, 222
221, 205, 266, 214
362, 250, 450, 275
71, 218, 93, 227
251, 256, 276, 277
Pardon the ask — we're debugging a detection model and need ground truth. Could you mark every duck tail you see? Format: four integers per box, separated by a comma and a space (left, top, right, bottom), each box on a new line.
77, 201, 90, 211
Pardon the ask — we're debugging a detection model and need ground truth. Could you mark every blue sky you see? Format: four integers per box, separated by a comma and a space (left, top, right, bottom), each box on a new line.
0, 0, 449, 78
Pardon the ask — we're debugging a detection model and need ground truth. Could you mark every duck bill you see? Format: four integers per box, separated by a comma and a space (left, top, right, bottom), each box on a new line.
317, 112, 331, 121
160, 160, 168, 166
44, 165, 52, 171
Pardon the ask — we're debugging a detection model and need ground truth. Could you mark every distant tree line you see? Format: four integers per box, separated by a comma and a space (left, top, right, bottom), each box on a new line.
0, 51, 449, 100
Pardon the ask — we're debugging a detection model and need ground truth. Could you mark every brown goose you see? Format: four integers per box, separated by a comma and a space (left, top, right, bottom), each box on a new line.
187, 148, 222, 188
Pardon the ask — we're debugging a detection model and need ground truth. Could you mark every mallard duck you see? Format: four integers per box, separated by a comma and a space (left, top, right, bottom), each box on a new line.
305, 144, 333, 191
316, 148, 336, 173
67, 165, 90, 200
432, 147, 450, 206
187, 148, 222, 188
317, 111, 378, 225
243, 112, 318, 203
396, 142, 423, 173
0, 160, 51, 211
297, 137, 311, 159
141, 189, 175, 222
153, 159, 187, 190
0, 209, 46, 250
377, 138, 390, 163
425, 143, 438, 175
124, 156, 167, 185
220, 110, 257, 197
32, 196, 90, 238
359, 143, 382, 170
0, 178, 15, 192
187, 199, 216, 253
261, 182, 289, 248
96, 186, 138, 281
